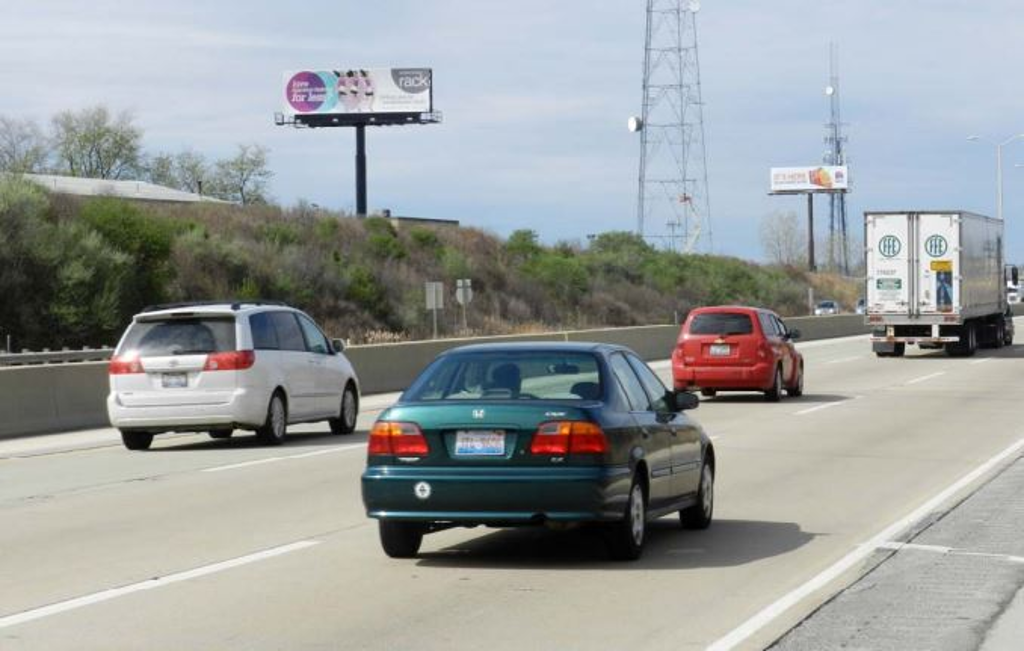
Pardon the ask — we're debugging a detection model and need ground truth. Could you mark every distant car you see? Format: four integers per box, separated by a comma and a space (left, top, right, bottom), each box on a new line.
855, 298, 867, 315
672, 306, 804, 401
814, 300, 840, 316
361, 342, 715, 561
107, 301, 360, 450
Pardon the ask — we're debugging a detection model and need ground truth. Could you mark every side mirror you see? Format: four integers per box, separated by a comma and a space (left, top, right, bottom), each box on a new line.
788, 328, 802, 341
332, 338, 347, 353
671, 390, 700, 411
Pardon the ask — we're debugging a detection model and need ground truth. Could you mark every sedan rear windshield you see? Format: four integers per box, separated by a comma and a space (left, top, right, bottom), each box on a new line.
688, 313, 753, 335
118, 318, 236, 356
403, 352, 602, 402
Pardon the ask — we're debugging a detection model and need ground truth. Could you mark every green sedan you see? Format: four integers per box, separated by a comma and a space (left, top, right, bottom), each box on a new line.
361, 342, 716, 561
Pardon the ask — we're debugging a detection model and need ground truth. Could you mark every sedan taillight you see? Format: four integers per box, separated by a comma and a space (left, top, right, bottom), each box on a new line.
530, 421, 607, 455
368, 421, 429, 456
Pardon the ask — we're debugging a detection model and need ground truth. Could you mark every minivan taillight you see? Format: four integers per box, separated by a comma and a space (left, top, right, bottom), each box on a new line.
109, 355, 143, 375
530, 421, 608, 455
368, 421, 429, 456
203, 350, 255, 371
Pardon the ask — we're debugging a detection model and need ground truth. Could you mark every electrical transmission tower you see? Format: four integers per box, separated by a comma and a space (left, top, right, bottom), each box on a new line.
824, 42, 850, 274
634, 0, 711, 254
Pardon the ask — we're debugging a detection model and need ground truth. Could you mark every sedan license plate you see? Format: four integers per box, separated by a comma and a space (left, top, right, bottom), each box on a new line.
162, 372, 188, 389
454, 430, 505, 456
710, 343, 731, 357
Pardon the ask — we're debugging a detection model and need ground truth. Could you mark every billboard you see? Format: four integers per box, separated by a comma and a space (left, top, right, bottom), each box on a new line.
770, 166, 849, 193
283, 68, 432, 117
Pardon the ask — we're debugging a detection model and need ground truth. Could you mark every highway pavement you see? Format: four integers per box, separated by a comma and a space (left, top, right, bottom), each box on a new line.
3, 328, 1024, 650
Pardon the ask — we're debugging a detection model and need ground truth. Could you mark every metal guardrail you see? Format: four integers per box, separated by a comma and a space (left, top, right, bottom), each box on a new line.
0, 348, 115, 366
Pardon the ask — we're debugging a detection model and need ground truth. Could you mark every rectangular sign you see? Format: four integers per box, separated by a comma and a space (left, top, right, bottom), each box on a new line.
283, 68, 432, 116
770, 166, 849, 193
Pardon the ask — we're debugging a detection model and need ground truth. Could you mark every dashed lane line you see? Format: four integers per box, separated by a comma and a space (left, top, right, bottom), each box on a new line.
905, 371, 946, 385
793, 396, 862, 416
201, 443, 365, 473
0, 540, 319, 630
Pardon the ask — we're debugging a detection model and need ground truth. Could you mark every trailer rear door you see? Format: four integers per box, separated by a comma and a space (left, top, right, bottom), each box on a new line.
916, 213, 958, 314
867, 213, 912, 314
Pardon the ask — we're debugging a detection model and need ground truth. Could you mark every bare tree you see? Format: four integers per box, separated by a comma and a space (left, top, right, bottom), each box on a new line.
209, 144, 272, 204
760, 210, 806, 266
0, 116, 49, 173
50, 106, 142, 179
143, 152, 177, 188
175, 150, 210, 195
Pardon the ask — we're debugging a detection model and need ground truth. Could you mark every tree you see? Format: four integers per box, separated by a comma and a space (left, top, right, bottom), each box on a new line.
209, 144, 272, 204
174, 149, 210, 195
143, 152, 178, 188
50, 106, 142, 179
0, 116, 49, 173
760, 211, 806, 267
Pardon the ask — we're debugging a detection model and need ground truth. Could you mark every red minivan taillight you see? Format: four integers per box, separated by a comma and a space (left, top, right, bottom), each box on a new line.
203, 350, 255, 371
368, 421, 429, 456
108, 355, 143, 375
530, 421, 608, 455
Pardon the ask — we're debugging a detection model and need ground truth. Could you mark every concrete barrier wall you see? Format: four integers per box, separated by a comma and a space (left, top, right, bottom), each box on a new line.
0, 315, 872, 439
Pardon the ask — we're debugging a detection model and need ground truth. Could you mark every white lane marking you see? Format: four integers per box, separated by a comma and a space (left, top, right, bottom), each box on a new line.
0, 540, 319, 630
905, 371, 946, 385
202, 443, 364, 473
876, 541, 952, 554
706, 436, 1024, 651
877, 541, 1024, 565
825, 356, 862, 365
796, 334, 871, 350
970, 357, 994, 365
794, 396, 861, 416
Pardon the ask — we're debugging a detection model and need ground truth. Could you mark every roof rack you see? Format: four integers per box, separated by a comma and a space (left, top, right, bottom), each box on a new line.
140, 299, 288, 313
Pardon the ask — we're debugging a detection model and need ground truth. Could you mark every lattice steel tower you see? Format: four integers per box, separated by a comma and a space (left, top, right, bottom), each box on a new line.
634, 0, 711, 253
824, 42, 850, 274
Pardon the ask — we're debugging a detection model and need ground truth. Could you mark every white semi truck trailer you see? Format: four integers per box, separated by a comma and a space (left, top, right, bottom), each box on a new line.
865, 211, 1011, 357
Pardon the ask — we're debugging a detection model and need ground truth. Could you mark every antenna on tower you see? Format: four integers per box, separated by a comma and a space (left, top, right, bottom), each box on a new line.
630, 0, 712, 254
824, 42, 849, 274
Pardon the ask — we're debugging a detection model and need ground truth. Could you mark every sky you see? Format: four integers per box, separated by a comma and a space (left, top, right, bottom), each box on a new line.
2, 0, 1024, 262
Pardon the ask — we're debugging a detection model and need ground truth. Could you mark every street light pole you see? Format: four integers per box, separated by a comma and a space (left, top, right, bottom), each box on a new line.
968, 133, 1024, 221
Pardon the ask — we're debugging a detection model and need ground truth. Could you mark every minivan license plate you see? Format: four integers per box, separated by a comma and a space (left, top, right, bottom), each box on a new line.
162, 373, 187, 388
710, 344, 730, 357
454, 431, 505, 456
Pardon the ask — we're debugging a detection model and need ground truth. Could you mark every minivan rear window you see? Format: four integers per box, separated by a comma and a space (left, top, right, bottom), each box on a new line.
688, 313, 753, 335
119, 318, 236, 356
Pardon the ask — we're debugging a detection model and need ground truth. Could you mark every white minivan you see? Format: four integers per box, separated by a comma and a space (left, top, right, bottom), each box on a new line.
107, 301, 360, 450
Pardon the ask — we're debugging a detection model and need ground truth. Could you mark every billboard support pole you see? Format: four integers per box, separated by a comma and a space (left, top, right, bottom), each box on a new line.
807, 193, 816, 272
355, 124, 367, 216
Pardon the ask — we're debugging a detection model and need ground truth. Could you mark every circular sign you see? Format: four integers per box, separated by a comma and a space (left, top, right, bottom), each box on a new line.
925, 235, 948, 258
414, 481, 432, 500
285, 71, 328, 113
879, 235, 902, 258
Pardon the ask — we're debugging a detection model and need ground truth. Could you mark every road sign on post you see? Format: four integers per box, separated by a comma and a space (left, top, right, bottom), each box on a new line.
425, 281, 444, 339
455, 279, 473, 332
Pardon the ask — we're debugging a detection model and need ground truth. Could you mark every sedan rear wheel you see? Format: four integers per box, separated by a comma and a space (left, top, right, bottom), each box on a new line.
765, 367, 783, 402
256, 393, 287, 445
379, 521, 424, 558
700, 388, 717, 398
681, 461, 714, 529
121, 430, 153, 451
606, 479, 646, 561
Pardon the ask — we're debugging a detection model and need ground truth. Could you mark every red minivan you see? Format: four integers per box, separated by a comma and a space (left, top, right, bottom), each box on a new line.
671, 306, 804, 401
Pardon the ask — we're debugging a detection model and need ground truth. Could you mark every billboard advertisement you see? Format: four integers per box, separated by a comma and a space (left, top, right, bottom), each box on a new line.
770, 166, 849, 193
283, 68, 432, 116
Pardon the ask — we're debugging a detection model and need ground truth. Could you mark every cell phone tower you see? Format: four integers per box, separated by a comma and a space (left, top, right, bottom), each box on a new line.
824, 42, 849, 274
630, 0, 711, 254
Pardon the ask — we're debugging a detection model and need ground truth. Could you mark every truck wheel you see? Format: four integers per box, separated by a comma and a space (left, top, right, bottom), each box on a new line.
892, 343, 906, 357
